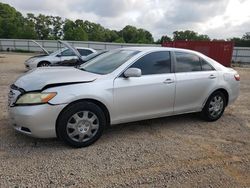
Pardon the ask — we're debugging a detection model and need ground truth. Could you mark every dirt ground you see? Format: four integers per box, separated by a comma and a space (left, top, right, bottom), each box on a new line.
0, 52, 250, 188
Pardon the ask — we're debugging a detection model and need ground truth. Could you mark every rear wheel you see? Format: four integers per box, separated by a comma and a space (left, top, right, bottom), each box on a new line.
56, 101, 106, 147
201, 91, 226, 121
38, 61, 50, 67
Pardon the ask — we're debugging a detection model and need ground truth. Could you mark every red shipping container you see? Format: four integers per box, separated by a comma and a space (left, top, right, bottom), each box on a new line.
162, 41, 234, 67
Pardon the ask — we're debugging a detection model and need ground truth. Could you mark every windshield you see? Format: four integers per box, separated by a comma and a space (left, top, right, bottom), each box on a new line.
80, 49, 140, 74
83, 51, 107, 61
50, 48, 67, 56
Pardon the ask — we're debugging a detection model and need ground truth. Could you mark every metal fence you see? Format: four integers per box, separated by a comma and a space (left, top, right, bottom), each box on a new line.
0, 39, 250, 63
232, 47, 250, 63
0, 39, 160, 52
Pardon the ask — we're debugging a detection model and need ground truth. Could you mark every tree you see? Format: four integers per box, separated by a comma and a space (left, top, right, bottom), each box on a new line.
136, 29, 154, 44
33, 14, 52, 40
50, 16, 64, 39
120, 25, 154, 44
229, 34, 250, 47
155, 35, 172, 44
104, 29, 119, 42
63, 19, 88, 41
121, 25, 138, 43
173, 30, 210, 41
242, 32, 250, 40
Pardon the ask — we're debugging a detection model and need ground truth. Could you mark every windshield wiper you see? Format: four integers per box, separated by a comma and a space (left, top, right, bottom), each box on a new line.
79, 67, 87, 71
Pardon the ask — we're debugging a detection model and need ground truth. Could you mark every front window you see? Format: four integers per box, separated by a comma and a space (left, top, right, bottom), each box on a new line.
80, 50, 140, 74
130, 51, 171, 75
60, 49, 75, 56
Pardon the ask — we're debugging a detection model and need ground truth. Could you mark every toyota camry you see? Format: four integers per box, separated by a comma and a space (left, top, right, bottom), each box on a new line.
8, 47, 240, 147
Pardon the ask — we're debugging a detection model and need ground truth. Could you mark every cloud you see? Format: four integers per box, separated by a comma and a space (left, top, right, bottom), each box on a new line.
166, 0, 229, 24
1, 0, 250, 40
71, 0, 141, 17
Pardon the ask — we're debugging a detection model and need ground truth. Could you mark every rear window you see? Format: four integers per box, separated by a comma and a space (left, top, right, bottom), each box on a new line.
175, 52, 201, 72
201, 59, 214, 71
77, 49, 93, 56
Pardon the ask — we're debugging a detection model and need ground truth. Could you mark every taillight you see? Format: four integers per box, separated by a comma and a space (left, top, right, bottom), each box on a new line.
234, 74, 240, 81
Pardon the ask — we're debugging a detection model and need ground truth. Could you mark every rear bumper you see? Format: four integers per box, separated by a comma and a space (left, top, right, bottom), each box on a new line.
228, 82, 240, 105
9, 104, 66, 138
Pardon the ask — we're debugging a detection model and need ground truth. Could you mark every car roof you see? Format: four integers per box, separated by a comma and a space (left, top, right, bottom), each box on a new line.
75, 47, 96, 51
120, 46, 201, 54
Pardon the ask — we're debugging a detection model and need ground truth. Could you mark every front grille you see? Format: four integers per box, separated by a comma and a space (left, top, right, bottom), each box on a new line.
21, 127, 31, 133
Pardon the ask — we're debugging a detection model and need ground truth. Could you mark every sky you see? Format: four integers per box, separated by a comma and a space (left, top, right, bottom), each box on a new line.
1, 0, 250, 40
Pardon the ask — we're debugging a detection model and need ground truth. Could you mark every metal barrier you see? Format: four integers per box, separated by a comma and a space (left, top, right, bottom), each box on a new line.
0, 39, 160, 52
232, 47, 250, 64
0, 39, 250, 63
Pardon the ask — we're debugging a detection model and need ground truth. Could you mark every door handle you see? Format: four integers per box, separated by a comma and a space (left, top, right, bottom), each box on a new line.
163, 78, 174, 84
209, 74, 216, 79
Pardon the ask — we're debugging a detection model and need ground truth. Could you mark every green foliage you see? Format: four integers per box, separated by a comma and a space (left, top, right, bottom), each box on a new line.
0, 2, 250, 47
119, 25, 153, 44
228, 35, 250, 47
173, 30, 210, 41
0, 3, 36, 39
155, 35, 172, 44
63, 19, 88, 41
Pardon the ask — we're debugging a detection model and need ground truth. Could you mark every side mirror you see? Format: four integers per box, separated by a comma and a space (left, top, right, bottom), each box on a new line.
124, 68, 142, 78
56, 54, 62, 57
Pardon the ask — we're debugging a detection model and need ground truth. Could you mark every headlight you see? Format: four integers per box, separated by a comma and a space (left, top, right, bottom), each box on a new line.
26, 58, 35, 64
15, 92, 57, 105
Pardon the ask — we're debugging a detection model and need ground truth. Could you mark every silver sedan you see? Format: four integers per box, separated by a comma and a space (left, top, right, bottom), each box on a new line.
8, 47, 240, 147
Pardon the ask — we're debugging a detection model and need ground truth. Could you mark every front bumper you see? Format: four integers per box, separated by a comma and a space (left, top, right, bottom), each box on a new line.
25, 64, 31, 70
9, 103, 66, 138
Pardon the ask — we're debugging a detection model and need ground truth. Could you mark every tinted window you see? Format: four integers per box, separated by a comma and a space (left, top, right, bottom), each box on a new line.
201, 59, 214, 71
60, 49, 75, 56
175, 52, 201, 72
130, 51, 171, 75
78, 49, 93, 56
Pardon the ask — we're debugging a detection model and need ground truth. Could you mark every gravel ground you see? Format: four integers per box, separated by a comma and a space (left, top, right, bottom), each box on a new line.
0, 53, 250, 188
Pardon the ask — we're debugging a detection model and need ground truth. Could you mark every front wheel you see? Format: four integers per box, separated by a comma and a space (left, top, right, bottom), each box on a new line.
201, 91, 226, 121
56, 101, 106, 147
38, 61, 50, 67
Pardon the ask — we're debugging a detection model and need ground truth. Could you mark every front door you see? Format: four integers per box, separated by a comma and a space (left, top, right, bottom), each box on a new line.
113, 51, 175, 124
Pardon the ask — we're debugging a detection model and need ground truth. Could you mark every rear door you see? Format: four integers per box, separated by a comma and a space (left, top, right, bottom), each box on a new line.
113, 51, 175, 124
174, 52, 218, 113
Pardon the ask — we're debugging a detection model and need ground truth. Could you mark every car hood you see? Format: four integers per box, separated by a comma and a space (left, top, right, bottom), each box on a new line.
14, 67, 99, 91
31, 40, 50, 55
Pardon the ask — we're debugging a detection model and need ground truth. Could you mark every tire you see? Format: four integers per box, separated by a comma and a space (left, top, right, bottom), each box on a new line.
38, 61, 50, 67
56, 101, 106, 148
201, 91, 226, 121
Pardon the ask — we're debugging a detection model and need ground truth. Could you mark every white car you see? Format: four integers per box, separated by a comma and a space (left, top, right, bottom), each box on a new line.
24, 41, 96, 69
9, 47, 240, 147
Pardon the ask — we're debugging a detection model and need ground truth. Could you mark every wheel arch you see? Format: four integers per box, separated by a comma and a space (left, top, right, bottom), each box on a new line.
203, 88, 229, 108
56, 98, 111, 136
38, 61, 51, 67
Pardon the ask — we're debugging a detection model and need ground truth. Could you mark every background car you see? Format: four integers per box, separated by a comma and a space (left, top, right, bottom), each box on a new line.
9, 47, 240, 147
24, 40, 96, 69
50, 50, 108, 67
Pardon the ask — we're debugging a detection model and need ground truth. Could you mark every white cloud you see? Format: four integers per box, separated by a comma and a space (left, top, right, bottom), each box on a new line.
1, 0, 250, 40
